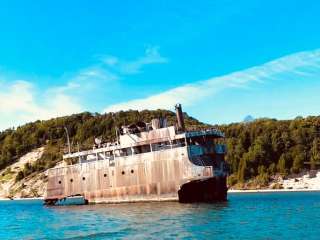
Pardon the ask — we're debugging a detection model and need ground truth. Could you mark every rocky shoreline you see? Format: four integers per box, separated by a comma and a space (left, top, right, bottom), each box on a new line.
2, 188, 320, 202
1, 148, 320, 200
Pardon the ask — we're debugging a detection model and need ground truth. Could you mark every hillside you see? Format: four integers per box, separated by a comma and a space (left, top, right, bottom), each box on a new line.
0, 147, 46, 198
222, 116, 320, 189
0, 110, 207, 198
1, 110, 320, 197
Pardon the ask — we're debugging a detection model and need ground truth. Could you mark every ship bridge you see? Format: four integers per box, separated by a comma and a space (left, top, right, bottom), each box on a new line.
62, 124, 225, 166
62, 103, 226, 166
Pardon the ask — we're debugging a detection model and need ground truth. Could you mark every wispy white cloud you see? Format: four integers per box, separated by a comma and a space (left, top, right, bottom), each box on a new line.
0, 80, 82, 130
3, 48, 318, 130
0, 65, 110, 130
103, 56, 119, 66
102, 46, 168, 74
54, 46, 167, 96
0, 46, 168, 130
57, 67, 119, 96
103, 49, 320, 113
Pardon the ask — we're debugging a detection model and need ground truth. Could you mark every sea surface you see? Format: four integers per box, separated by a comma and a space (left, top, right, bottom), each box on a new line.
1, 192, 320, 240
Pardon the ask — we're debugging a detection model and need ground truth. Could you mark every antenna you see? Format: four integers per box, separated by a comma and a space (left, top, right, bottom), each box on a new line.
112, 112, 120, 144
64, 126, 71, 154
115, 127, 119, 144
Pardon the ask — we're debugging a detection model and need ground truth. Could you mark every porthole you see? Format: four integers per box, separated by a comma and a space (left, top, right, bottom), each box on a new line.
82, 177, 86, 181
58, 181, 61, 184
131, 169, 134, 174
122, 171, 125, 175
70, 179, 73, 183
104, 173, 107, 177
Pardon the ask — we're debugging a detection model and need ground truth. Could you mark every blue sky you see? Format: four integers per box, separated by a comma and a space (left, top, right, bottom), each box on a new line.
0, 0, 320, 130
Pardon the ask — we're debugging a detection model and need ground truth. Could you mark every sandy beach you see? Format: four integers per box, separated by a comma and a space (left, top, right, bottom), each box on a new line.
2, 188, 320, 201
0, 197, 43, 201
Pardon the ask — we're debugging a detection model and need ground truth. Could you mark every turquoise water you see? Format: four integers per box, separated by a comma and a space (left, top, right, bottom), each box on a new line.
1, 192, 320, 239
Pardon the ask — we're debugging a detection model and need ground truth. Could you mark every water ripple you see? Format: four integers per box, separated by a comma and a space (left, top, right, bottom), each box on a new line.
1, 192, 320, 239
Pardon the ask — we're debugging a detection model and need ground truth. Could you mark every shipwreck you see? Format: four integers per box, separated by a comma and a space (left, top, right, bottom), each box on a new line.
44, 104, 228, 205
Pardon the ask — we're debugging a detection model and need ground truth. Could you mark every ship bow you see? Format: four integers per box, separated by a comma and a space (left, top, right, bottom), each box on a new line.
178, 176, 227, 203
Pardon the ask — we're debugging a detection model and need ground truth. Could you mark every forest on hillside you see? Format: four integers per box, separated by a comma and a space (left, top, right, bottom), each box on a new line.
222, 117, 320, 187
1, 110, 320, 186
0, 110, 205, 181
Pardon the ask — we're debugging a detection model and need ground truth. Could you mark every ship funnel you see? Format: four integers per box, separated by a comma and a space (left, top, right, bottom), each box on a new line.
175, 104, 185, 132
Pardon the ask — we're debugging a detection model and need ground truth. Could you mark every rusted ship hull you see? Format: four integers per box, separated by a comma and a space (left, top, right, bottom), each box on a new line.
45, 147, 227, 205
45, 104, 228, 205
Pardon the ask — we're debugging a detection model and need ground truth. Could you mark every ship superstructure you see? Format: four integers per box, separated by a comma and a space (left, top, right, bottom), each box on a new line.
44, 104, 228, 205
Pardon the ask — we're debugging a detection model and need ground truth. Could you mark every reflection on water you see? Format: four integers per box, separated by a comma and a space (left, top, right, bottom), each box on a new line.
47, 202, 229, 240
1, 192, 320, 239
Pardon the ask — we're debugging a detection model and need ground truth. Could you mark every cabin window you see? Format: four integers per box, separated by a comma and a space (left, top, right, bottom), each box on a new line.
151, 141, 171, 151
70, 179, 73, 183
131, 169, 134, 174
132, 144, 151, 154
122, 147, 132, 156
122, 171, 125, 175
58, 181, 61, 184
105, 151, 111, 156
105, 151, 114, 160
114, 148, 133, 157
114, 149, 121, 157
132, 146, 141, 154
104, 173, 107, 177
82, 177, 86, 181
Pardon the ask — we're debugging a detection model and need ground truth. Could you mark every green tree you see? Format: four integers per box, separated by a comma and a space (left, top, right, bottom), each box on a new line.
310, 138, 320, 170
291, 152, 305, 173
237, 157, 248, 183
277, 154, 287, 176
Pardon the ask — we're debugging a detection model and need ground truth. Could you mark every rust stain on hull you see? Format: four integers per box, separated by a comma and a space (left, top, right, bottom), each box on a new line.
45, 105, 228, 205
46, 147, 222, 204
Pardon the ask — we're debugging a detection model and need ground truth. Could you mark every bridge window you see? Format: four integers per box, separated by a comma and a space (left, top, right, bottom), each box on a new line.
187, 137, 201, 146
187, 136, 214, 146
172, 139, 186, 148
